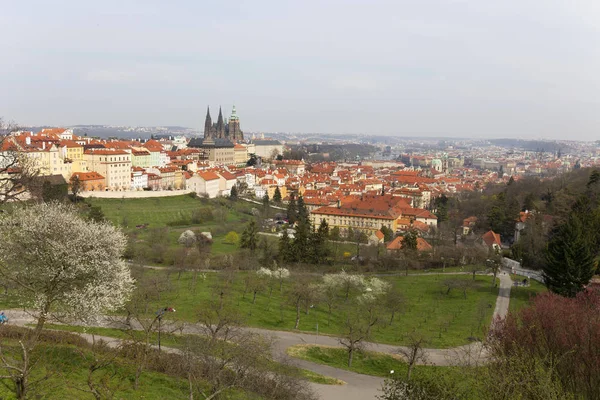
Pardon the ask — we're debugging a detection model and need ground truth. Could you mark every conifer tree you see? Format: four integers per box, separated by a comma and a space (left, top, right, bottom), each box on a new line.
287, 194, 298, 225
229, 185, 238, 201
401, 230, 418, 251
273, 186, 282, 203
380, 225, 394, 242
278, 228, 292, 263
297, 195, 308, 222
240, 220, 259, 252
310, 219, 330, 264
544, 212, 596, 297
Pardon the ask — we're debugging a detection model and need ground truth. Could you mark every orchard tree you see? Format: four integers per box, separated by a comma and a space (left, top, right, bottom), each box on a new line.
0, 203, 134, 398
0, 202, 134, 337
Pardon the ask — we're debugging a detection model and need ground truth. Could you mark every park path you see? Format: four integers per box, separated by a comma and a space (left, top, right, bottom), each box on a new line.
3, 270, 513, 400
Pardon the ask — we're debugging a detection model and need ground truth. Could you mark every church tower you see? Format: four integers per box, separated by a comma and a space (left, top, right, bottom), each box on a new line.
228, 104, 243, 141
203, 107, 212, 139
216, 107, 225, 138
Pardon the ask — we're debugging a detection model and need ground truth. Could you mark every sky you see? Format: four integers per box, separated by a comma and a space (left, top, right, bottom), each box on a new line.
1, 0, 599, 139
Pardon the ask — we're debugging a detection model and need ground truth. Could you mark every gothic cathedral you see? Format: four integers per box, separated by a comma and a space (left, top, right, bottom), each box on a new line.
203, 105, 243, 142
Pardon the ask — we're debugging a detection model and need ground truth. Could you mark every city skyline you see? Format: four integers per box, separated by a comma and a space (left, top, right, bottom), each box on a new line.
2, 1, 599, 140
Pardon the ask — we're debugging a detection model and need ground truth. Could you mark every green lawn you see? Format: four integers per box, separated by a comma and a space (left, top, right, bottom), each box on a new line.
138, 270, 499, 348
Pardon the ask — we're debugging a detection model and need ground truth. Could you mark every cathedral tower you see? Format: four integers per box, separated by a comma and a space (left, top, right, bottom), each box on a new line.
203, 107, 212, 139
228, 104, 243, 141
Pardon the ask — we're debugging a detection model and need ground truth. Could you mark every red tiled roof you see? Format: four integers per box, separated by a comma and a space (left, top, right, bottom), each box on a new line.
198, 171, 220, 181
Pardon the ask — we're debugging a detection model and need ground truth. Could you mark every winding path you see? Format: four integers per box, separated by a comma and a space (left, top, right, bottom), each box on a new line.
4, 271, 513, 400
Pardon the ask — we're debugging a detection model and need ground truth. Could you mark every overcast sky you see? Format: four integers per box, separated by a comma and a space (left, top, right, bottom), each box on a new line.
1, 1, 599, 139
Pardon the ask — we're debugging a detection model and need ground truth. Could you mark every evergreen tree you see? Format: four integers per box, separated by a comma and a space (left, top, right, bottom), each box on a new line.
297, 195, 308, 222
310, 219, 330, 264
434, 194, 449, 223
278, 228, 292, 263
401, 230, 418, 251
287, 194, 298, 225
88, 205, 105, 222
329, 226, 341, 241
380, 225, 394, 242
291, 216, 311, 262
240, 220, 259, 252
229, 185, 238, 201
544, 212, 596, 297
273, 186, 282, 203
508, 176, 515, 185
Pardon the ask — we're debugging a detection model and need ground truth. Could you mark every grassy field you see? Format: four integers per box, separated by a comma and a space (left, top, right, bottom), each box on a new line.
136, 269, 499, 348
0, 340, 254, 400
42, 324, 343, 386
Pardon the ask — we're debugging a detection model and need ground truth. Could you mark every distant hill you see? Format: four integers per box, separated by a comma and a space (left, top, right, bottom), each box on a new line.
489, 139, 574, 153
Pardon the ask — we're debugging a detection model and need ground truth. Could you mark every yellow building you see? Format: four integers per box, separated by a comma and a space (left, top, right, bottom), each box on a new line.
310, 194, 412, 235
234, 144, 248, 165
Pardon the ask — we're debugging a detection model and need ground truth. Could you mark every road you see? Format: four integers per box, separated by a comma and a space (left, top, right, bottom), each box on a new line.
4, 272, 513, 400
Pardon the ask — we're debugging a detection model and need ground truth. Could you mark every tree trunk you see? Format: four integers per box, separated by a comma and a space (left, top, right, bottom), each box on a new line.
294, 300, 301, 329
389, 311, 395, 326
347, 347, 353, 367
252, 290, 257, 304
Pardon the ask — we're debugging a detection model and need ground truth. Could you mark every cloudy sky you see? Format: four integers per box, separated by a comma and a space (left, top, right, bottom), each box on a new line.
1, 1, 599, 139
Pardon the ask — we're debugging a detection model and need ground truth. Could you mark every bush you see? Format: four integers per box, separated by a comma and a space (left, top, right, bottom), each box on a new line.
223, 231, 240, 245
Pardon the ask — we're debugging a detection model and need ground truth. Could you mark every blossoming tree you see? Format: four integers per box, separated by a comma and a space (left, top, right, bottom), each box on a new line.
0, 202, 134, 338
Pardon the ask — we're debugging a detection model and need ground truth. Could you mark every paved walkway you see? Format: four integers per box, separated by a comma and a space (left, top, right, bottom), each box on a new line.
4, 271, 513, 400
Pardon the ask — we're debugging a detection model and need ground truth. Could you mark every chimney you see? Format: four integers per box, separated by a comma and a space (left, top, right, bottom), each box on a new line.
42, 141, 46, 150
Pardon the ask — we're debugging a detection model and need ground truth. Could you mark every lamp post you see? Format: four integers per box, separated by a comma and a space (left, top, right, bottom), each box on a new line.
156, 307, 175, 351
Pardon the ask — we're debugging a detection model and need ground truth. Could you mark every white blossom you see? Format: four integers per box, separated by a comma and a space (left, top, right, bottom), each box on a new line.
274, 267, 290, 280
178, 230, 196, 246
256, 267, 273, 277
0, 202, 134, 322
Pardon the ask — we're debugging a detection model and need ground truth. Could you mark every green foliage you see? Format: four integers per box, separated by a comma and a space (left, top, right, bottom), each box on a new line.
223, 231, 239, 245
229, 185, 238, 200
380, 225, 394, 242
309, 219, 331, 264
41, 180, 68, 203
240, 220, 259, 251
273, 186, 282, 203
278, 229, 293, 263
329, 226, 341, 241
544, 210, 596, 297
88, 205, 105, 222
286, 194, 298, 225
401, 230, 418, 251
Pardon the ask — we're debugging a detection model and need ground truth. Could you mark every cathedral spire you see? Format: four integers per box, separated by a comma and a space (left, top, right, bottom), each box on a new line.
203, 106, 212, 138
216, 106, 225, 138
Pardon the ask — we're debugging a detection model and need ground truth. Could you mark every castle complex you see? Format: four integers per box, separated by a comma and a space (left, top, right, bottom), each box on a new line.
203, 105, 243, 142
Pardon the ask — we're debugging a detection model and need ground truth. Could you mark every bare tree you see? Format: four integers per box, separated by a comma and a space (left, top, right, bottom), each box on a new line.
287, 275, 314, 330
72, 336, 125, 400
338, 304, 376, 367
396, 334, 428, 381
382, 287, 406, 326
